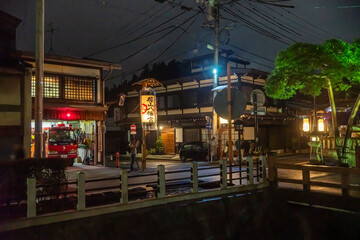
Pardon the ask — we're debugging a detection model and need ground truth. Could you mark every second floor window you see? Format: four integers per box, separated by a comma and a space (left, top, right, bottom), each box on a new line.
167, 94, 181, 109
157, 95, 165, 110
64, 76, 95, 101
31, 74, 96, 102
31, 75, 60, 98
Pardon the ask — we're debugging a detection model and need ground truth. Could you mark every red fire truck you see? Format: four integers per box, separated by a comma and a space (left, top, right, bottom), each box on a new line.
45, 124, 78, 159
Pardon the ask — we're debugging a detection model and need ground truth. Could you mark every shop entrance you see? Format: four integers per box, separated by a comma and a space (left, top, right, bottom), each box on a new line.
31, 120, 96, 162
160, 127, 175, 154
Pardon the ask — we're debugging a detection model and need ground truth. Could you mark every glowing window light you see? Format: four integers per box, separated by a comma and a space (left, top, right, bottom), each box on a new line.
303, 118, 310, 132
220, 117, 228, 124
318, 118, 324, 132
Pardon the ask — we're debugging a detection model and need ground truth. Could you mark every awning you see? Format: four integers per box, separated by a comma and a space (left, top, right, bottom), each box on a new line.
32, 103, 108, 121
42, 102, 108, 112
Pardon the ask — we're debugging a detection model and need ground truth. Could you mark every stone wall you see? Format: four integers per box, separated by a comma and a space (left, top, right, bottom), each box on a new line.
2, 189, 360, 240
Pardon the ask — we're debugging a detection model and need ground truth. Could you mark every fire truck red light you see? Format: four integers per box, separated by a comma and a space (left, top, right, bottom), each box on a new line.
67, 113, 71, 117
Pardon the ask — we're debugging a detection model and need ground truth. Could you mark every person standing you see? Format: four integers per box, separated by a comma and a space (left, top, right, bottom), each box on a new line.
210, 137, 217, 162
129, 138, 139, 171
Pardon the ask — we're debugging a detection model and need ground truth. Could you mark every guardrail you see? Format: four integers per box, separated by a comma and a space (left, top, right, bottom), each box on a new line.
268, 156, 360, 197
22, 156, 267, 218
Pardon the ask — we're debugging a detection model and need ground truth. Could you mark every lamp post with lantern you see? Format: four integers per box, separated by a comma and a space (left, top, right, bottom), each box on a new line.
133, 78, 162, 171
302, 109, 326, 163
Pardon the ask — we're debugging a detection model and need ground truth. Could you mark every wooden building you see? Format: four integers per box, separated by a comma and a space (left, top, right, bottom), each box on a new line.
111, 53, 298, 155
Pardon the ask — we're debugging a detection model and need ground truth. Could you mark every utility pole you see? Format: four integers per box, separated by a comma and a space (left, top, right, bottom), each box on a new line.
211, 0, 220, 151
35, 0, 45, 158
227, 62, 233, 184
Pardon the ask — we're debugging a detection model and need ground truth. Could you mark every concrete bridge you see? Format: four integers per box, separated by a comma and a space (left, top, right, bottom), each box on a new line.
1, 155, 360, 239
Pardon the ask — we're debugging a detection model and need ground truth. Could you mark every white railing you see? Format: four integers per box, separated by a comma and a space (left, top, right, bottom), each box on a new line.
23, 157, 267, 218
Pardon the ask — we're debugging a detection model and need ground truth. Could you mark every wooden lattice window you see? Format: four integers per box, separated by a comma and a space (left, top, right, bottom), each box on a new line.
64, 76, 96, 101
31, 75, 60, 98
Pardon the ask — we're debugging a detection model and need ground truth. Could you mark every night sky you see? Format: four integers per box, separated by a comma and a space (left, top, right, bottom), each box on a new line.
1, 0, 359, 86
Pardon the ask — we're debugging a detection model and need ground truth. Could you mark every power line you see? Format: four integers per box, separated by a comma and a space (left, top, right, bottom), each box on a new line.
122, 3, 172, 39
118, 11, 201, 63
233, 53, 273, 70
86, 11, 186, 57
221, 6, 290, 45
227, 43, 274, 63
107, 15, 199, 82
120, 2, 163, 35
83, 1, 165, 55
237, 1, 302, 37
282, 8, 342, 39
259, 3, 329, 41
232, 2, 298, 43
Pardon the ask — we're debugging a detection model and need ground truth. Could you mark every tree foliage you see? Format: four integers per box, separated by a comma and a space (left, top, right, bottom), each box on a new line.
265, 39, 360, 164
265, 39, 360, 99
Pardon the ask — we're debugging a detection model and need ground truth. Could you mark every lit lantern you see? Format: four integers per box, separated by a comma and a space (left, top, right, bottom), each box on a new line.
140, 87, 157, 130
318, 118, 324, 132
303, 118, 310, 132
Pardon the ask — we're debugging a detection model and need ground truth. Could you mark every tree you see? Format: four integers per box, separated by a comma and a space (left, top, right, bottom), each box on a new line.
155, 136, 164, 154
265, 39, 360, 164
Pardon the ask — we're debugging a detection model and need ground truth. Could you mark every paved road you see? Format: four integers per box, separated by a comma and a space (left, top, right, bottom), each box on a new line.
65, 160, 258, 198
65, 153, 360, 199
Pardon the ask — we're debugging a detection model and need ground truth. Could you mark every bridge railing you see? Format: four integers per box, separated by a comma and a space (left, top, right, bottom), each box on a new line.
24, 156, 267, 218
268, 156, 360, 197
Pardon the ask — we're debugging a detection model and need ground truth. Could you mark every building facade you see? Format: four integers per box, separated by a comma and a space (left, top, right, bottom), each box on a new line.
0, 10, 121, 163
110, 53, 299, 156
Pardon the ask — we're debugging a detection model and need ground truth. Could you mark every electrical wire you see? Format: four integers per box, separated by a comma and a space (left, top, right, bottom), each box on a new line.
122, 3, 173, 39
237, 1, 302, 37
281, 7, 342, 39
83, 1, 165, 55
227, 43, 274, 63
232, 2, 297, 43
86, 11, 187, 57
221, 6, 289, 45
258, 2, 328, 41
107, 14, 200, 82
233, 53, 273, 70
118, 11, 200, 63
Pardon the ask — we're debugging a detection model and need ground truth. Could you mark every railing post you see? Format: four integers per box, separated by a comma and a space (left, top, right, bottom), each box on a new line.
27, 177, 36, 218
259, 155, 267, 183
302, 169, 310, 192
268, 154, 278, 188
77, 172, 86, 210
120, 169, 128, 204
239, 156, 243, 185
190, 162, 198, 193
341, 172, 350, 197
220, 159, 227, 190
246, 156, 254, 185
256, 157, 260, 182
157, 165, 165, 198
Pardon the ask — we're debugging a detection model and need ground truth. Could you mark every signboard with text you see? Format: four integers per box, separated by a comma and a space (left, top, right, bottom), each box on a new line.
140, 94, 157, 130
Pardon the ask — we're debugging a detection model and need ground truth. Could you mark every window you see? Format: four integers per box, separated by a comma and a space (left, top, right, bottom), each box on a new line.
64, 76, 96, 101
167, 94, 181, 109
198, 87, 212, 107
31, 75, 60, 98
157, 95, 165, 110
182, 90, 197, 108
31, 74, 96, 102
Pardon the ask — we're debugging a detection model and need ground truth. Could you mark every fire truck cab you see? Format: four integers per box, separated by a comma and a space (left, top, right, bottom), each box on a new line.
45, 124, 78, 159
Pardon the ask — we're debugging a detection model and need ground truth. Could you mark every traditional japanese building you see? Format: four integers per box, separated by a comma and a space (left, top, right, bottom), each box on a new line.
110, 53, 299, 156
0, 10, 122, 163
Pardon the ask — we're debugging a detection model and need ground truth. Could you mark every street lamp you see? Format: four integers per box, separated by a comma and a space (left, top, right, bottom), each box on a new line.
303, 117, 310, 132
318, 118, 324, 132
